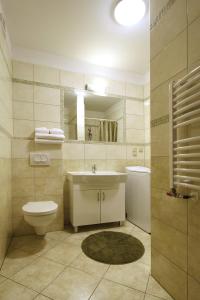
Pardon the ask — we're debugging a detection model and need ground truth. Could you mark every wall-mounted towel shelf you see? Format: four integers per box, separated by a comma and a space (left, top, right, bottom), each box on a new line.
169, 65, 200, 192
34, 128, 65, 145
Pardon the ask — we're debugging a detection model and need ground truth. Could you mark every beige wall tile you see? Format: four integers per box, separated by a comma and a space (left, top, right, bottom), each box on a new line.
12, 159, 34, 178
34, 159, 62, 178
13, 83, 34, 102
151, 157, 169, 190
151, 248, 187, 300
35, 144, 62, 159
188, 16, 200, 68
126, 129, 145, 144
63, 143, 84, 160
13, 61, 34, 81
151, 124, 169, 157
13, 120, 34, 138
34, 177, 63, 197
126, 99, 144, 115
34, 103, 60, 123
12, 139, 34, 159
60, 70, 84, 89
126, 115, 144, 129
105, 159, 126, 172
188, 0, 200, 24
144, 83, 150, 99
188, 235, 200, 282
12, 216, 34, 236
125, 83, 144, 99
151, 30, 187, 90
105, 144, 126, 160
188, 195, 200, 238
63, 159, 85, 172
84, 159, 106, 171
12, 178, 34, 198
34, 86, 60, 106
13, 101, 34, 120
151, 0, 187, 59
34, 65, 59, 85
84, 143, 106, 159
152, 218, 187, 271
0, 136, 11, 159
188, 275, 200, 300
152, 188, 187, 234
107, 79, 125, 96
34, 120, 61, 130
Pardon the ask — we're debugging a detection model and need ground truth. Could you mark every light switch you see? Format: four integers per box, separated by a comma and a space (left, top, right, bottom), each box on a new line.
30, 152, 50, 166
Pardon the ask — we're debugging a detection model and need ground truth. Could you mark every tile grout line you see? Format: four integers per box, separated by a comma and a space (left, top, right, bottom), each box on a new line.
87, 264, 111, 300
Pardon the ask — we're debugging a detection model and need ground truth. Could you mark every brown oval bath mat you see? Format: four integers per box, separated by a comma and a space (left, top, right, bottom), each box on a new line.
81, 231, 145, 265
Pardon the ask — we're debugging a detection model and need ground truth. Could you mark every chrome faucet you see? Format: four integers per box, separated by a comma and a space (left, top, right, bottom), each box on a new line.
92, 164, 96, 174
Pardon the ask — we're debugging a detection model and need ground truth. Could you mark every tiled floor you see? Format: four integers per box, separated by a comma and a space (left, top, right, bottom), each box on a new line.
0, 221, 173, 300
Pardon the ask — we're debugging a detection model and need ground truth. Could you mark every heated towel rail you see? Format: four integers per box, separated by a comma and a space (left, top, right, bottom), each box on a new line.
169, 66, 200, 192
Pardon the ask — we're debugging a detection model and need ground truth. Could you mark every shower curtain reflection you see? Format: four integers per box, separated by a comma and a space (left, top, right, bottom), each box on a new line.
99, 120, 118, 142
85, 118, 118, 142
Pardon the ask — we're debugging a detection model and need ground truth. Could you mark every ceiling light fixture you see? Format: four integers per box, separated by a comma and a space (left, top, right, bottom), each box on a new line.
114, 0, 146, 26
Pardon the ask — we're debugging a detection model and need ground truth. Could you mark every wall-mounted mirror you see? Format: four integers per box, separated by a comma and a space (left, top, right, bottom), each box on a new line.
64, 90, 124, 143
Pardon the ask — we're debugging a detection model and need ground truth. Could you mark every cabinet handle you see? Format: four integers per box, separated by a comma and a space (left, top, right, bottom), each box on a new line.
102, 191, 105, 201
97, 191, 100, 201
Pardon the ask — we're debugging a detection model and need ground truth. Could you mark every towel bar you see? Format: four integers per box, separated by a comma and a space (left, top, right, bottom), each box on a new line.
169, 66, 200, 192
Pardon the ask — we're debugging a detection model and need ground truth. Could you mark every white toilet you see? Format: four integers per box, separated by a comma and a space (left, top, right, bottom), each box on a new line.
22, 201, 58, 235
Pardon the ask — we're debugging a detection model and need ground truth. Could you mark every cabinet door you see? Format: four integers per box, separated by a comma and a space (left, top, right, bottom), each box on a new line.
100, 185, 125, 223
73, 189, 100, 226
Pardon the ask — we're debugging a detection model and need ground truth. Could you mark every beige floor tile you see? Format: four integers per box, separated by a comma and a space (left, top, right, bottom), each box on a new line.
34, 295, 52, 300
46, 230, 72, 241
43, 241, 81, 265
0, 248, 38, 277
0, 274, 7, 284
42, 267, 100, 300
130, 227, 151, 248
90, 279, 145, 300
9, 235, 36, 250
144, 295, 163, 300
138, 245, 151, 266
0, 279, 37, 300
65, 234, 83, 247
12, 235, 58, 256
146, 276, 173, 300
70, 253, 109, 277
104, 226, 133, 234
105, 261, 150, 292
12, 257, 65, 292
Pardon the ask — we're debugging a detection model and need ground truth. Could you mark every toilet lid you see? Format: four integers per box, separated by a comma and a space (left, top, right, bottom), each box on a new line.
22, 201, 58, 216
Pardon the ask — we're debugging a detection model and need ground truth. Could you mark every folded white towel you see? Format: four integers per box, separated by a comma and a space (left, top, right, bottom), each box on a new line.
35, 138, 64, 144
35, 133, 65, 140
35, 127, 49, 134
49, 128, 64, 134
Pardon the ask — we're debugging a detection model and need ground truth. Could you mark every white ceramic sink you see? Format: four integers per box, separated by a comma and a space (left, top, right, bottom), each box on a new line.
67, 171, 127, 184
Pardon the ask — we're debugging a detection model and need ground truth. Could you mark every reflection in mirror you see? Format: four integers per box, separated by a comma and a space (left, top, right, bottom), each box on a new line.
64, 91, 77, 140
85, 94, 124, 143
64, 90, 124, 143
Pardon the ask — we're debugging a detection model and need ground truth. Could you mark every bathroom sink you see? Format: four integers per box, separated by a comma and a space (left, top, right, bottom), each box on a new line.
66, 171, 127, 184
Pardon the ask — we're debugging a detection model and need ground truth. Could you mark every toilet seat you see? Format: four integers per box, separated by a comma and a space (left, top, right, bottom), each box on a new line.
22, 201, 58, 216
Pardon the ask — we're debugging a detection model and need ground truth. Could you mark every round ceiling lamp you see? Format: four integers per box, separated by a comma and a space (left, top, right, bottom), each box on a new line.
114, 0, 146, 26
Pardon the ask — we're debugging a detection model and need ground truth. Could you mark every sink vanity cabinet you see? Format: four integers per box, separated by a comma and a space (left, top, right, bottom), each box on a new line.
67, 172, 127, 232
